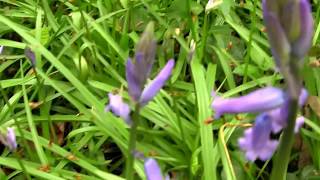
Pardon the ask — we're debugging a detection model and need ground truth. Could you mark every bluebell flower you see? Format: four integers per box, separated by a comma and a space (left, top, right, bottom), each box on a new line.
268, 88, 308, 133
213, 87, 308, 161
238, 113, 279, 161
263, 0, 313, 61
144, 158, 169, 180
105, 93, 131, 125
294, 116, 305, 133
139, 59, 175, 106
211, 87, 286, 119
0, 46, 3, 54
126, 23, 175, 106
6, 127, 17, 151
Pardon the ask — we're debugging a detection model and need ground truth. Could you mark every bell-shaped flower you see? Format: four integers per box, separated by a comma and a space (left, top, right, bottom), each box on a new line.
105, 93, 131, 125
144, 158, 169, 180
139, 59, 175, 106
6, 127, 17, 151
238, 113, 279, 161
0, 46, 3, 54
212, 87, 286, 119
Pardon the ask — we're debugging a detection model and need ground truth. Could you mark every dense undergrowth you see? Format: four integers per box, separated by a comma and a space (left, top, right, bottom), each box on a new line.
0, 0, 320, 179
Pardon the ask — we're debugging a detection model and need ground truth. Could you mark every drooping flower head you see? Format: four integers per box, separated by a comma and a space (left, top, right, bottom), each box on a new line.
0, 46, 3, 54
238, 113, 279, 161
212, 87, 308, 161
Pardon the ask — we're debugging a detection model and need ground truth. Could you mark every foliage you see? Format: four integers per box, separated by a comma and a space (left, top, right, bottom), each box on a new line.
0, 0, 319, 179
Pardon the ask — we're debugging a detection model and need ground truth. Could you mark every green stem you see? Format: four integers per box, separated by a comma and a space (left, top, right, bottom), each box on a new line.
186, 0, 199, 42
126, 104, 141, 180
270, 98, 298, 180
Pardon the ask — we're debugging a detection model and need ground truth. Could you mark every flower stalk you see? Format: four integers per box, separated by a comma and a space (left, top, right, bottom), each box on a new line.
126, 104, 141, 180
270, 98, 298, 180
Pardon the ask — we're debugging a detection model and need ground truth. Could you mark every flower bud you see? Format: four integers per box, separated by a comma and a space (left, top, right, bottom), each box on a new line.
126, 22, 157, 101
263, 0, 313, 61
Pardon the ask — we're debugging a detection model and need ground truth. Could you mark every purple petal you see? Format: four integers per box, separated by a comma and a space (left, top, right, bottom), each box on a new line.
212, 87, 286, 119
140, 59, 175, 106
105, 93, 131, 125
269, 106, 288, 133
299, 88, 308, 106
6, 127, 17, 151
269, 88, 308, 133
295, 116, 304, 133
25, 48, 36, 66
144, 158, 163, 180
0, 46, 3, 54
292, 0, 313, 59
238, 113, 278, 161
126, 58, 143, 101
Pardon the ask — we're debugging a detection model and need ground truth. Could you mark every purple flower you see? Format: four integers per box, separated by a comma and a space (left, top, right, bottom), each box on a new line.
269, 110, 306, 134
268, 88, 308, 133
25, 48, 36, 66
291, 0, 313, 59
299, 88, 309, 106
238, 113, 279, 161
263, 0, 313, 62
126, 23, 175, 106
214, 87, 308, 161
140, 59, 175, 106
105, 93, 131, 125
211, 87, 286, 119
6, 127, 17, 151
126, 23, 156, 101
0, 46, 3, 54
294, 116, 304, 133
144, 158, 169, 180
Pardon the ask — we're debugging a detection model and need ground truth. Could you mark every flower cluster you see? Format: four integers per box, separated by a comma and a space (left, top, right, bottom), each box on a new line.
105, 23, 175, 124
211, 0, 313, 162
212, 87, 308, 161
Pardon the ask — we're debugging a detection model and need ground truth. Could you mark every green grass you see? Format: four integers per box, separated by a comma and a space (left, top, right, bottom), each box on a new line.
0, 0, 319, 179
